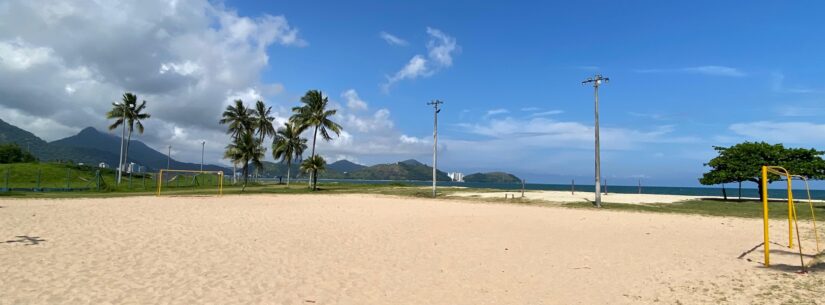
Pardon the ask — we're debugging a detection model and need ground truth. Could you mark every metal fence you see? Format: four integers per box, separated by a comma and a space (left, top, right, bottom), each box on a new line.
0, 165, 229, 193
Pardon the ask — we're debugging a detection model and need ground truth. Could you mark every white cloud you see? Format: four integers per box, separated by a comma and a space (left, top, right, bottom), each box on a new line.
0, 38, 55, 70
520, 107, 540, 112
379, 31, 407, 46
342, 89, 368, 111
771, 72, 816, 94
530, 110, 564, 117
635, 65, 746, 77
0, 0, 304, 166
382, 27, 460, 92
307, 90, 432, 163
729, 121, 825, 143
425, 27, 457, 67
484, 108, 509, 118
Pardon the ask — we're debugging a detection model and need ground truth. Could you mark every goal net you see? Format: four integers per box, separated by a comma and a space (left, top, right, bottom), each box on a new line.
155, 169, 224, 196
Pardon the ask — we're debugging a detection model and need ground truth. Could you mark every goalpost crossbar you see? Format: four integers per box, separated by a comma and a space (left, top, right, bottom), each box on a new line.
156, 169, 224, 196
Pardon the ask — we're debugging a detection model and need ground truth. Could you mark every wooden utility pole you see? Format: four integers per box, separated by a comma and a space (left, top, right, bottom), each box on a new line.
582, 74, 609, 207
427, 100, 443, 198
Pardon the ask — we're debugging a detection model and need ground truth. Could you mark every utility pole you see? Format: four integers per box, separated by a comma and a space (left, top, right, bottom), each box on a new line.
582, 74, 609, 208
167, 145, 171, 169
427, 100, 443, 198
200, 141, 205, 171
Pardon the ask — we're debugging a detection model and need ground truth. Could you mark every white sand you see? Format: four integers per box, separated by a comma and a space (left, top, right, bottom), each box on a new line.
448, 189, 709, 204
1, 194, 823, 304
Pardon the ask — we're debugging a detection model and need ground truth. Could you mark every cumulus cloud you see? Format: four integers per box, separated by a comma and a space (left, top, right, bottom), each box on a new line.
0, 0, 304, 165
379, 31, 408, 46
342, 89, 368, 111
382, 27, 460, 92
311, 90, 432, 162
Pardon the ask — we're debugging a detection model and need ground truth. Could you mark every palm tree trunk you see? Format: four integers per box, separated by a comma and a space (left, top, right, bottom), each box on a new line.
124, 127, 133, 173
242, 161, 248, 191
117, 121, 126, 184
286, 161, 291, 187
313, 169, 318, 191
309, 125, 319, 189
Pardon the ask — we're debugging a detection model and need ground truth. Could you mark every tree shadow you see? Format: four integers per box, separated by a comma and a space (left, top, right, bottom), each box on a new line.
5, 235, 46, 246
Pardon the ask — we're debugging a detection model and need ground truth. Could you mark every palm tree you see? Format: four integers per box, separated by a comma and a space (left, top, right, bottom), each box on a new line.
122, 97, 150, 177
224, 130, 264, 191
272, 122, 307, 187
106, 93, 142, 184
252, 100, 276, 180
220, 100, 254, 183
300, 155, 326, 190
291, 90, 342, 188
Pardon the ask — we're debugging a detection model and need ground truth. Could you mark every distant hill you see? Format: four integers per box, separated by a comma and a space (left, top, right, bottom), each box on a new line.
0, 118, 228, 172
327, 159, 366, 173
464, 172, 521, 183
331, 159, 451, 181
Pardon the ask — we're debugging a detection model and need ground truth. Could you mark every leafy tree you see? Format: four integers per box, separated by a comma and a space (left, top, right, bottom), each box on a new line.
700, 142, 825, 201
300, 155, 326, 191
0, 143, 36, 163
290, 90, 342, 189
272, 122, 307, 187
224, 131, 264, 191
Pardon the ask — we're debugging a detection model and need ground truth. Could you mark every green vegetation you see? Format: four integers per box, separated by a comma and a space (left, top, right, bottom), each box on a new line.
563, 199, 825, 220
700, 142, 825, 201
464, 172, 521, 183
0, 143, 36, 163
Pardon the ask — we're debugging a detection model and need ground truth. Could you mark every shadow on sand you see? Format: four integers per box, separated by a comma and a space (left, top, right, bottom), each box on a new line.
4, 235, 46, 246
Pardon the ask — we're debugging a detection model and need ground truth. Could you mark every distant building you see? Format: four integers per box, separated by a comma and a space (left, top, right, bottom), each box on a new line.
127, 162, 137, 173
98, 162, 109, 169
448, 172, 464, 182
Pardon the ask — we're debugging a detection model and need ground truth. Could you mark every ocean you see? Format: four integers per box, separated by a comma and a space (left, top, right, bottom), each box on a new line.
290, 179, 825, 200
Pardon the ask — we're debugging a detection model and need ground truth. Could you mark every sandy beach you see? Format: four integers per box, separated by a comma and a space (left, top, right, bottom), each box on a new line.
446, 189, 710, 204
1, 194, 823, 304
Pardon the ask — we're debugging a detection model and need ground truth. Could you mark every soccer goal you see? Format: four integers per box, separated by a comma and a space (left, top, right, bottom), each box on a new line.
155, 169, 224, 196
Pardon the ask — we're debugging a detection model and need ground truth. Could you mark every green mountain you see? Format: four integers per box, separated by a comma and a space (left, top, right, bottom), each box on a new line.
0, 118, 228, 172
51, 127, 228, 172
464, 172, 521, 183
327, 159, 366, 173
331, 159, 451, 181
0, 118, 110, 164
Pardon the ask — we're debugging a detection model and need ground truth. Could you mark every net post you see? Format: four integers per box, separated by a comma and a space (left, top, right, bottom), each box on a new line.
786, 173, 794, 249
156, 170, 163, 196
761, 166, 770, 267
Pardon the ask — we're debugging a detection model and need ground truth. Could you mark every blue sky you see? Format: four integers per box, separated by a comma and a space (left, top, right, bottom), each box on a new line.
0, 1, 823, 187
236, 1, 825, 186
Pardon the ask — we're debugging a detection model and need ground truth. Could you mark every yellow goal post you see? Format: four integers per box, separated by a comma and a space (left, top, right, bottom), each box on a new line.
760, 166, 821, 268
155, 169, 224, 196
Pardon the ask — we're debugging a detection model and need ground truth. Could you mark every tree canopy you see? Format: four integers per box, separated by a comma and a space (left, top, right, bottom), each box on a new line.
699, 142, 825, 199
0, 143, 36, 164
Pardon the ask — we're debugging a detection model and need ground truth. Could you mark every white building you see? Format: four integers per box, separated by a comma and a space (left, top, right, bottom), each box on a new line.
98, 162, 109, 169
448, 172, 464, 182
